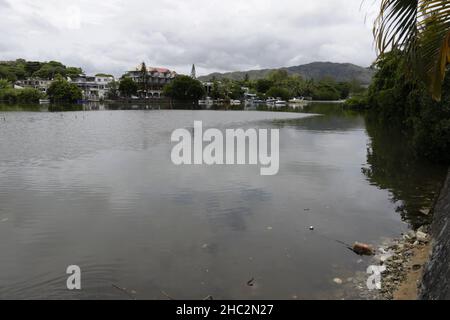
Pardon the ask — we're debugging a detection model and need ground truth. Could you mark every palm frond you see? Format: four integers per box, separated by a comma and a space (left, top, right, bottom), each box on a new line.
375, 0, 450, 101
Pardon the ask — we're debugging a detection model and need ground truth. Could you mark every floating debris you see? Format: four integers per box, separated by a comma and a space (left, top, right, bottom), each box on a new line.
247, 278, 255, 287
309, 226, 315, 231
333, 278, 343, 285
352, 242, 375, 256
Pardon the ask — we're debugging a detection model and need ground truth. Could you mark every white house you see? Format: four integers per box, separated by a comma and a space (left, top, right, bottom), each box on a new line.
15, 78, 53, 93
71, 75, 115, 101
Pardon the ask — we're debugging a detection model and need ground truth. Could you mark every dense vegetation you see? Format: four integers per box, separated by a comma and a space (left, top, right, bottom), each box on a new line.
0, 59, 84, 104
118, 77, 138, 98
366, 51, 450, 163
47, 76, 82, 103
205, 69, 364, 101
163, 75, 205, 101
374, 0, 450, 101
0, 59, 83, 81
0, 79, 43, 104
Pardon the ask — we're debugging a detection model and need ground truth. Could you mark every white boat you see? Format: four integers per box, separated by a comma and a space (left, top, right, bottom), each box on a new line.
230, 100, 241, 106
288, 97, 307, 109
253, 99, 266, 104
275, 100, 287, 107
266, 98, 277, 107
289, 97, 305, 104
39, 99, 50, 105
198, 98, 214, 106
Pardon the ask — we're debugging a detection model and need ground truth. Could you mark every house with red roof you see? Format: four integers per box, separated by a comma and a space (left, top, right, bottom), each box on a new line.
124, 65, 177, 98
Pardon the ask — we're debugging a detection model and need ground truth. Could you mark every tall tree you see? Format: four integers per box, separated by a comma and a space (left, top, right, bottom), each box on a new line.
139, 62, 149, 98
106, 80, 120, 100
119, 77, 138, 98
163, 75, 205, 101
47, 76, 82, 103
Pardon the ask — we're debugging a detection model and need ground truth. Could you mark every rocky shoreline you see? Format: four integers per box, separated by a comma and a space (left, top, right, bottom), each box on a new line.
330, 227, 432, 300
373, 227, 431, 300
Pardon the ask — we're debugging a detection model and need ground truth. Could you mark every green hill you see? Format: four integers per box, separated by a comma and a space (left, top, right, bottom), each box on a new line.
199, 62, 374, 84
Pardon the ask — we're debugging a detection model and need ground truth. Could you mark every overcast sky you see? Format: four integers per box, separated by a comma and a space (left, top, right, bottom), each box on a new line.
0, 0, 379, 77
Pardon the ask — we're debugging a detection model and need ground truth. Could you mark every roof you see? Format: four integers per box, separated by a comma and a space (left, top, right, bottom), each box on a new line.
149, 67, 170, 73
132, 66, 175, 74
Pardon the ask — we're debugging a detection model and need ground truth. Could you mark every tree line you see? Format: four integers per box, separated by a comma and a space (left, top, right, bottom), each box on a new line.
0, 59, 83, 82
161, 69, 366, 102
0, 59, 84, 104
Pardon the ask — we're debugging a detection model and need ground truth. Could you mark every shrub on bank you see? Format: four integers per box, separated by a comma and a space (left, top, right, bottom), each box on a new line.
344, 93, 369, 110
0, 88, 18, 103
47, 77, 82, 103
0, 88, 44, 104
163, 75, 205, 101
17, 88, 44, 103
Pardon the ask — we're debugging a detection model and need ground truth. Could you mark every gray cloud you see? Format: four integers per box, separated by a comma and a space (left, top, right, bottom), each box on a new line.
0, 0, 379, 77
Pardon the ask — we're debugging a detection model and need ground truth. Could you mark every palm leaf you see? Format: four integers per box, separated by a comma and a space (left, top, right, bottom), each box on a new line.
375, 0, 450, 101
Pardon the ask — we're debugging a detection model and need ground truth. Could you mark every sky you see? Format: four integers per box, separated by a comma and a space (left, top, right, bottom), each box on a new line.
0, 0, 380, 77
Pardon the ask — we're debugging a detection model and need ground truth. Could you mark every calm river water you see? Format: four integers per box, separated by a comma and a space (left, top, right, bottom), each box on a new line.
0, 103, 446, 299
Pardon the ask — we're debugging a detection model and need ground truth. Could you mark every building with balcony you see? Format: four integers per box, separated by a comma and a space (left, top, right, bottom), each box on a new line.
71, 75, 115, 101
124, 66, 177, 98
15, 78, 53, 94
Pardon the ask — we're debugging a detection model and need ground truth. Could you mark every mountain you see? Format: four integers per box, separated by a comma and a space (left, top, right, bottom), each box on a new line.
198, 62, 374, 84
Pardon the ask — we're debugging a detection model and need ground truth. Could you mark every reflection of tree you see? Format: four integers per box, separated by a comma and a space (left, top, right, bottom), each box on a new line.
363, 115, 447, 229
272, 103, 365, 132
48, 105, 83, 112
0, 104, 42, 112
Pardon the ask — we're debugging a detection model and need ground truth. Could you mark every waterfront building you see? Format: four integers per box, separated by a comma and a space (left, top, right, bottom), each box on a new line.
15, 74, 114, 101
15, 78, 53, 94
124, 66, 177, 98
71, 75, 115, 101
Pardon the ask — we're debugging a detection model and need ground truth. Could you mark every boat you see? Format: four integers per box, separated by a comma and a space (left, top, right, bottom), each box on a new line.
198, 98, 214, 106
39, 99, 50, 105
275, 100, 287, 107
266, 98, 277, 107
288, 97, 307, 109
289, 97, 305, 104
230, 100, 241, 106
253, 99, 266, 104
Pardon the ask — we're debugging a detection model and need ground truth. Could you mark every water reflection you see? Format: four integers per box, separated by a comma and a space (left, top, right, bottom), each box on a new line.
363, 115, 447, 229
271, 102, 447, 229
